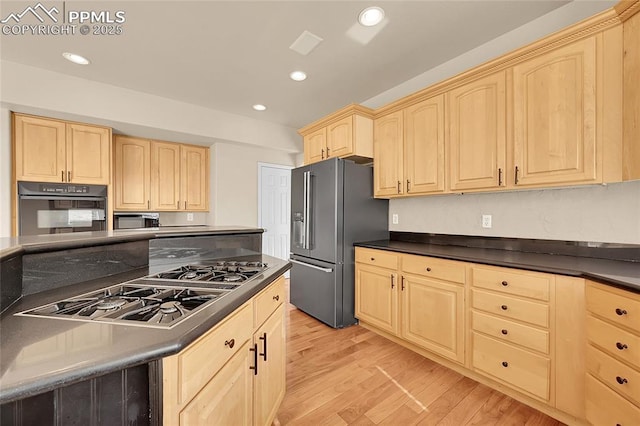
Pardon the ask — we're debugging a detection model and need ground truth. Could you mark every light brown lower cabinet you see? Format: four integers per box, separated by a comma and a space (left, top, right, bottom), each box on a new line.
355, 247, 592, 424
163, 275, 286, 426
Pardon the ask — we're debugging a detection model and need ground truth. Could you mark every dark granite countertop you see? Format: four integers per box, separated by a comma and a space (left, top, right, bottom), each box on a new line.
0, 254, 290, 404
355, 240, 640, 293
0, 226, 264, 260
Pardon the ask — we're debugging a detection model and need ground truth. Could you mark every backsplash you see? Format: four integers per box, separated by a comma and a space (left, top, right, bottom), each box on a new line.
158, 211, 209, 227
389, 180, 640, 244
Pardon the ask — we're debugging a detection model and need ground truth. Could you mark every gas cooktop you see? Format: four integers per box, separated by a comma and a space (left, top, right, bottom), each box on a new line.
18, 260, 269, 328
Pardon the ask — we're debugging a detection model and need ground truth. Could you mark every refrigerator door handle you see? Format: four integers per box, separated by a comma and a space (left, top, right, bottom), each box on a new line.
289, 258, 333, 273
302, 171, 308, 249
304, 171, 312, 250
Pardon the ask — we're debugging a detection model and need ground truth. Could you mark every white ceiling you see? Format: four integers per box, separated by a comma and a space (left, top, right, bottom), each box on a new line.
1, 1, 610, 130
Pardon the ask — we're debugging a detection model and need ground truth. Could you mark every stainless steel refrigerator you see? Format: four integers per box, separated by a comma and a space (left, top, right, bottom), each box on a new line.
289, 157, 388, 328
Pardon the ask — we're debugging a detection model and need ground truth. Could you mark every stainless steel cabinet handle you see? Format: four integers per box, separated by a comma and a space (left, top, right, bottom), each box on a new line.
289, 258, 333, 273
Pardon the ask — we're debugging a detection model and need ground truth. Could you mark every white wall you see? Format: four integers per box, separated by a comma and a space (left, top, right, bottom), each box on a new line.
0, 108, 11, 237
365, 0, 639, 244
389, 181, 640, 244
212, 143, 297, 227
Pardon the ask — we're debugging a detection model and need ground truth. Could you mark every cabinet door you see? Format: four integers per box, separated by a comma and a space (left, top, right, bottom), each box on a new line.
327, 116, 353, 158
449, 72, 506, 191
510, 36, 597, 185
304, 128, 326, 164
404, 95, 445, 194
181, 145, 209, 211
151, 141, 180, 210
512, 37, 598, 186
14, 114, 66, 183
253, 304, 286, 426
66, 123, 111, 185
113, 136, 150, 210
355, 263, 399, 335
401, 274, 464, 363
374, 111, 404, 197
179, 342, 253, 426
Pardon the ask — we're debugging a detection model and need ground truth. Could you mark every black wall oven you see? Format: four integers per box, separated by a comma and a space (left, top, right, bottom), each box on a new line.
18, 181, 107, 236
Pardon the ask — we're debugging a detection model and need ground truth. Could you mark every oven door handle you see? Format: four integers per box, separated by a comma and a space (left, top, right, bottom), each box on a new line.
18, 195, 107, 202
289, 258, 333, 273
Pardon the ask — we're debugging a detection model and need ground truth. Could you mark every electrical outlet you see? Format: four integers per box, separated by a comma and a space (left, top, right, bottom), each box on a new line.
187, 213, 194, 222
392, 214, 399, 225
482, 214, 492, 228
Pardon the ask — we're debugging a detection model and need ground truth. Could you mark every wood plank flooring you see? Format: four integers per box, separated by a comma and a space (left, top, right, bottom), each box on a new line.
277, 290, 563, 426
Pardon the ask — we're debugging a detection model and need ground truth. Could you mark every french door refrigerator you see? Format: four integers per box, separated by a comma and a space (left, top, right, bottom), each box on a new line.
289, 157, 388, 328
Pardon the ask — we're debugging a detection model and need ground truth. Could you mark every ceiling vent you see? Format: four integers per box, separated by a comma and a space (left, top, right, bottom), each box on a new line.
289, 30, 323, 56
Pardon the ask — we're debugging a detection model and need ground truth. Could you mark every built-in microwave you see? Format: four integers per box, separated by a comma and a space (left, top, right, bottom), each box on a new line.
113, 213, 160, 230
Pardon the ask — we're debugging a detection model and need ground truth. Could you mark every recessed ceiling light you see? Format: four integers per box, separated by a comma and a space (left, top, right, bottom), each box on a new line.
290, 71, 307, 82
358, 6, 385, 27
253, 104, 267, 111
62, 52, 90, 65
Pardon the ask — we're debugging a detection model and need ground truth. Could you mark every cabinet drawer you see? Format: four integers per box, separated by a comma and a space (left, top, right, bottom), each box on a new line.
173, 302, 253, 405
401, 254, 465, 284
586, 374, 640, 426
587, 344, 640, 406
472, 289, 549, 328
587, 315, 640, 368
472, 332, 550, 401
471, 310, 549, 354
471, 266, 551, 301
586, 282, 640, 333
355, 248, 399, 270
254, 276, 285, 328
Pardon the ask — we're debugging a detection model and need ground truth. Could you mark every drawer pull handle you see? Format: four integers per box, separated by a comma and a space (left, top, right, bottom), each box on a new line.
616, 376, 628, 385
616, 342, 628, 350
225, 339, 235, 349
273, 295, 280, 302
501, 280, 508, 286
426, 267, 432, 272
615, 308, 628, 316
259, 332, 267, 361
501, 305, 508, 311
371, 257, 375, 261
501, 361, 509, 367
501, 329, 508, 335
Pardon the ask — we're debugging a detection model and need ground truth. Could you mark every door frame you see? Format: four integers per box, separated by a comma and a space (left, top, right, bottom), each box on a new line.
257, 162, 293, 257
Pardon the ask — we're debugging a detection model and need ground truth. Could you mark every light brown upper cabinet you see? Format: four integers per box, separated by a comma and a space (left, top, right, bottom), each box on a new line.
448, 72, 507, 192
299, 104, 374, 165
114, 136, 209, 211
404, 95, 446, 195
13, 113, 111, 185
373, 110, 404, 197
114, 136, 151, 210
374, 95, 445, 198
512, 37, 599, 187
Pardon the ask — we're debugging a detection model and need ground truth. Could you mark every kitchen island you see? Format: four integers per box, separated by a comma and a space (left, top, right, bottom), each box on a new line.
0, 227, 291, 425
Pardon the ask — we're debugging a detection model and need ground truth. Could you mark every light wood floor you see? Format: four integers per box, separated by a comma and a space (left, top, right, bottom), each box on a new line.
277, 294, 563, 425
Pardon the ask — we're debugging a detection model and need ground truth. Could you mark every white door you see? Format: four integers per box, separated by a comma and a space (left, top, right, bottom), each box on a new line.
258, 163, 291, 261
